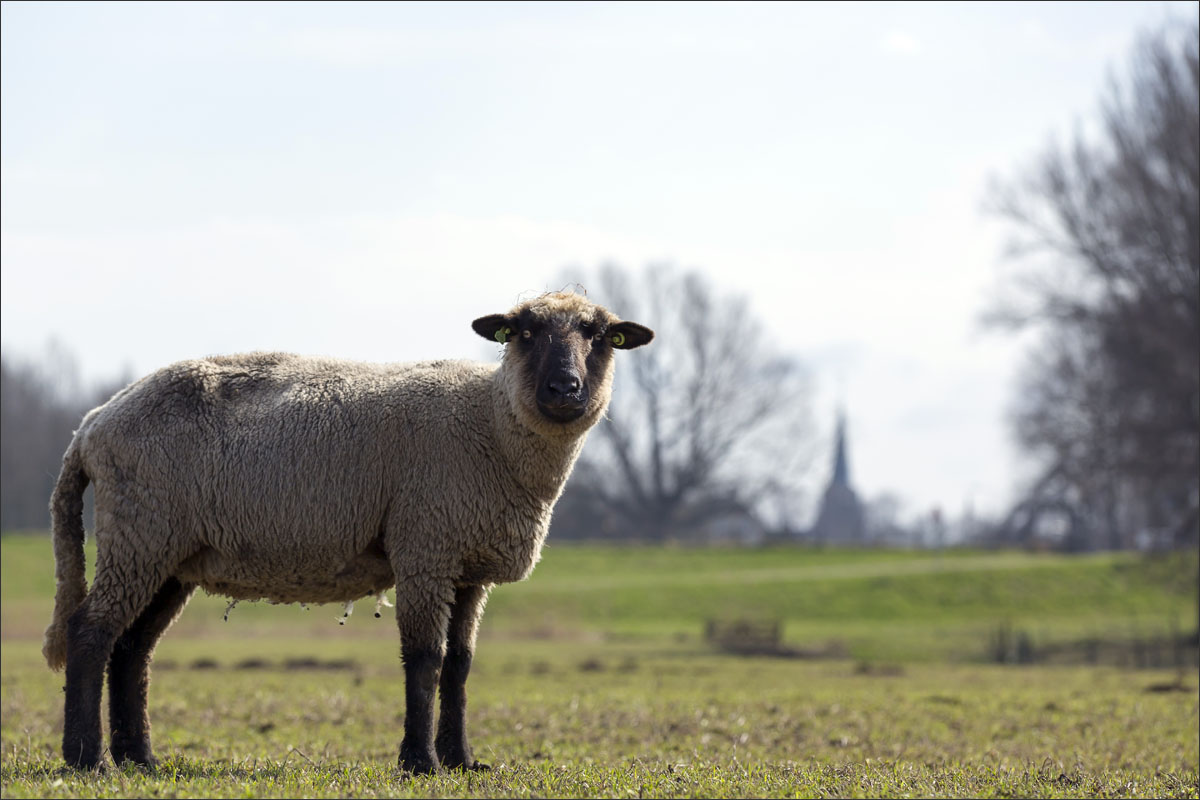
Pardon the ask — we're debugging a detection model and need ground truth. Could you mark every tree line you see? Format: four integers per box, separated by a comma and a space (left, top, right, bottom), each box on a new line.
986, 20, 1198, 552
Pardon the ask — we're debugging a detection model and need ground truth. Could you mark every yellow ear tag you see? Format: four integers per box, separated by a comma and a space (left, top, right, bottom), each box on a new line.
610, 331, 626, 347
495, 327, 513, 344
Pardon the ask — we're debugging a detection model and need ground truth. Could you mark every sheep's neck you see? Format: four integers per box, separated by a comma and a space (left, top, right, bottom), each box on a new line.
490, 390, 588, 504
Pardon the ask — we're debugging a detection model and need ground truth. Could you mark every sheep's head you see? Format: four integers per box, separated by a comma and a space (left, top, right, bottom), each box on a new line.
473, 292, 653, 435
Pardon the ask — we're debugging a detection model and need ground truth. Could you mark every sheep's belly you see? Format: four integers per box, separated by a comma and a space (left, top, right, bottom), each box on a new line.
175, 546, 395, 605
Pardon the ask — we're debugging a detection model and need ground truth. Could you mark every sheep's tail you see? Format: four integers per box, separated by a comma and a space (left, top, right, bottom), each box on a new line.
42, 440, 90, 671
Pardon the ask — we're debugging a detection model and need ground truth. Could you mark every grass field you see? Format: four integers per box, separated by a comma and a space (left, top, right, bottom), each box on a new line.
2, 533, 1197, 798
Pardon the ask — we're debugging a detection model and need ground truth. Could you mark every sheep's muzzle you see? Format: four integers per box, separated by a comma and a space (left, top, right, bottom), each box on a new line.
536, 367, 589, 422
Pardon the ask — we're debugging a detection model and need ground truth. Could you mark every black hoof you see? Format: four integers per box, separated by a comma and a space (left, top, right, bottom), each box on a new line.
398, 745, 439, 775
111, 741, 157, 768
62, 742, 105, 772
55, 762, 103, 778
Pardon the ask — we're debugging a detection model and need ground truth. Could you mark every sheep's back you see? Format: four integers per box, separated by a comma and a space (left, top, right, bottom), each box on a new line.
76, 352, 498, 566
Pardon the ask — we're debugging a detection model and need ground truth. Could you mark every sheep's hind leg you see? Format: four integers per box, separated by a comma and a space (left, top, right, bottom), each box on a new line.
62, 606, 116, 770
63, 544, 174, 770
108, 577, 196, 767
436, 584, 491, 771
394, 578, 455, 775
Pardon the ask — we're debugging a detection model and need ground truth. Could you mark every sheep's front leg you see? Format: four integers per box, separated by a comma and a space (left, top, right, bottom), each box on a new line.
398, 639, 442, 774
436, 584, 491, 770
394, 579, 454, 775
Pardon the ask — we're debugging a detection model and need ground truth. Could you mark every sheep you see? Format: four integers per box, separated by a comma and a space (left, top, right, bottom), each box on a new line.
42, 290, 653, 774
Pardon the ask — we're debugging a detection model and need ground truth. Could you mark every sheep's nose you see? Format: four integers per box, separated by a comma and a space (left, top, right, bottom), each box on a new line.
547, 373, 581, 397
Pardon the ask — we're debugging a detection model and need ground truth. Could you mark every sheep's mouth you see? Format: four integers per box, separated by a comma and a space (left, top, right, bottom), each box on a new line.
536, 397, 588, 423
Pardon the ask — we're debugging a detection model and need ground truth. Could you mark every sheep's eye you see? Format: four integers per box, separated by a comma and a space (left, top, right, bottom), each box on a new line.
591, 331, 603, 341
521, 329, 532, 340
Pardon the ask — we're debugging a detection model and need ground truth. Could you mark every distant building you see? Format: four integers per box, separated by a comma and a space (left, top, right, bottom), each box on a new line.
809, 411, 866, 544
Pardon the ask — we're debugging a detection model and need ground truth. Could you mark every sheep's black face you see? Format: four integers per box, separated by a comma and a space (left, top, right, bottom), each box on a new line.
520, 313, 598, 424
473, 295, 655, 430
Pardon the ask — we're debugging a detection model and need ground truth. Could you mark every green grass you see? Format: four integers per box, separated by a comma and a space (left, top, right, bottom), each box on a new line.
3, 534, 1192, 662
2, 640, 1196, 798
2, 533, 1197, 797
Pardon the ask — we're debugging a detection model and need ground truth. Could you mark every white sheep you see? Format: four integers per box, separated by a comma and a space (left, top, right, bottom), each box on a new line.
42, 291, 653, 774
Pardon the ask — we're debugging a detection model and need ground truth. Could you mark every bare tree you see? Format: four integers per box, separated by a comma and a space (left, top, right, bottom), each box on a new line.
989, 20, 1199, 551
553, 264, 814, 541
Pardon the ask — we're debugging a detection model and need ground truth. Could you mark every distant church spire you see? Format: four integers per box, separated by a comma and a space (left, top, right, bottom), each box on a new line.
832, 409, 850, 486
809, 407, 865, 544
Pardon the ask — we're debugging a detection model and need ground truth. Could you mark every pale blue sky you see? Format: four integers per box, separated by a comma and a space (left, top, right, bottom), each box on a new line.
3, 1, 1195, 528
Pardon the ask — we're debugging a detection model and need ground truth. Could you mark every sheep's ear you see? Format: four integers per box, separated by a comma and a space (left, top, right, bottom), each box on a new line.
607, 321, 654, 350
473, 314, 517, 344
